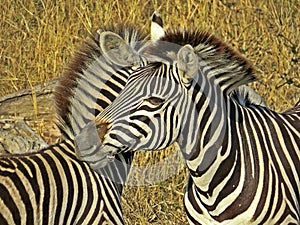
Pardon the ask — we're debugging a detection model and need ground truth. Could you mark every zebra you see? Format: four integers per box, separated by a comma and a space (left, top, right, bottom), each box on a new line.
0, 139, 126, 224
84, 26, 300, 224
55, 24, 149, 178
0, 25, 150, 224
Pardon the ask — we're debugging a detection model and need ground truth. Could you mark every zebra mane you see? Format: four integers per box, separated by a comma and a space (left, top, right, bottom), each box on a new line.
282, 99, 300, 114
54, 24, 147, 138
144, 28, 256, 93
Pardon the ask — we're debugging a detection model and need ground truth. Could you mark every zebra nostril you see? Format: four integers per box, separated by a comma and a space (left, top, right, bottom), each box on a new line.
96, 122, 110, 142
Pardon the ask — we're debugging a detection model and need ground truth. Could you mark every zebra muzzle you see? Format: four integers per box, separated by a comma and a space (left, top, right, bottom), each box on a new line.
74, 121, 110, 161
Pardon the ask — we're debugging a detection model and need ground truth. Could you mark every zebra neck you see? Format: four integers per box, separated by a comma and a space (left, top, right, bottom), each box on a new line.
184, 98, 261, 209
181, 95, 250, 191
181, 84, 299, 221
180, 82, 229, 172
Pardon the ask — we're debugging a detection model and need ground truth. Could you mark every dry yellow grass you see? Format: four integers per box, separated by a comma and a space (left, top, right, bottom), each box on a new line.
0, 0, 299, 224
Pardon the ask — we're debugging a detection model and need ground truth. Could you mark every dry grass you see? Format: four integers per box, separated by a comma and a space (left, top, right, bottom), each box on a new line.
0, 0, 299, 224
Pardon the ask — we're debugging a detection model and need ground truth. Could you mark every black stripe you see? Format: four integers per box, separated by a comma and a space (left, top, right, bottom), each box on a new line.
96, 98, 109, 110
137, 104, 162, 112
52, 147, 75, 224
193, 83, 207, 113
57, 141, 77, 159
21, 158, 41, 207
257, 167, 276, 223
108, 130, 137, 147
116, 69, 130, 82
9, 158, 33, 225
0, 212, 9, 225
100, 176, 123, 223
0, 183, 20, 225
129, 122, 148, 138
165, 106, 175, 147
107, 75, 125, 93
85, 170, 102, 225
0, 159, 15, 170
99, 88, 116, 103
129, 115, 151, 125
185, 178, 202, 225
69, 161, 84, 224
31, 154, 50, 225
41, 152, 63, 224
75, 164, 93, 224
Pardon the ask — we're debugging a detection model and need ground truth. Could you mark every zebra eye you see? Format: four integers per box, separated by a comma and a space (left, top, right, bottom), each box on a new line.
145, 96, 165, 105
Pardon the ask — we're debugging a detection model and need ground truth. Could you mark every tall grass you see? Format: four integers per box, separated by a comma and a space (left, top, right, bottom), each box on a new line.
1, 0, 299, 224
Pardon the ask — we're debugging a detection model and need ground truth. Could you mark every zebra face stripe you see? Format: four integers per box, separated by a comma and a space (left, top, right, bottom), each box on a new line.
91, 62, 186, 165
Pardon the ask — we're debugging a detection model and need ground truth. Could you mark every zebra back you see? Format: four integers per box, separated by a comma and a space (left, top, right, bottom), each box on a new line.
0, 139, 124, 224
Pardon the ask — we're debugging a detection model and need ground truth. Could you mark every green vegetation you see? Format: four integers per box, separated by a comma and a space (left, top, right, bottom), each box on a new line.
1, 0, 299, 224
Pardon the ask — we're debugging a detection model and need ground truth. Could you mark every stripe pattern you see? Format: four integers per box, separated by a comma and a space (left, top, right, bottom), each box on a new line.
54, 24, 148, 183
0, 25, 149, 224
0, 140, 123, 224
92, 27, 300, 224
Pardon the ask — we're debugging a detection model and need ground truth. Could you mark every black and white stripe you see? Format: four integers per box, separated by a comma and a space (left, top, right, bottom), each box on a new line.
0, 25, 150, 224
54, 24, 151, 183
0, 140, 124, 224
93, 25, 300, 224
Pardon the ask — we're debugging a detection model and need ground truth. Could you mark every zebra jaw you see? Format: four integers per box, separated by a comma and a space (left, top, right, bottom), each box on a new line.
76, 140, 118, 169
89, 145, 118, 169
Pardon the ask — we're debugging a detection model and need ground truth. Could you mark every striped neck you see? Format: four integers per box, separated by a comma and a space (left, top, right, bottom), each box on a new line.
181, 93, 260, 217
178, 75, 229, 174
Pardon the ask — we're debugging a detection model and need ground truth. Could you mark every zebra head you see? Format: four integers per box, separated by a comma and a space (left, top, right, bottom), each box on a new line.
90, 41, 202, 167
88, 28, 257, 169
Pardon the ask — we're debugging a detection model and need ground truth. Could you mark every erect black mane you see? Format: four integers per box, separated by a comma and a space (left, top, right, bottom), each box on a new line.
144, 28, 256, 93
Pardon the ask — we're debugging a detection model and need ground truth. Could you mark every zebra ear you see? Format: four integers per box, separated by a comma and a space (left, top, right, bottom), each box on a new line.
151, 11, 165, 40
177, 44, 198, 82
99, 31, 140, 66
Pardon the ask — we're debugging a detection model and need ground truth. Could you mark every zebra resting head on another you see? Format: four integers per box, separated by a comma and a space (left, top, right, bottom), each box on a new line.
56, 25, 149, 176
89, 25, 300, 224
0, 24, 151, 225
